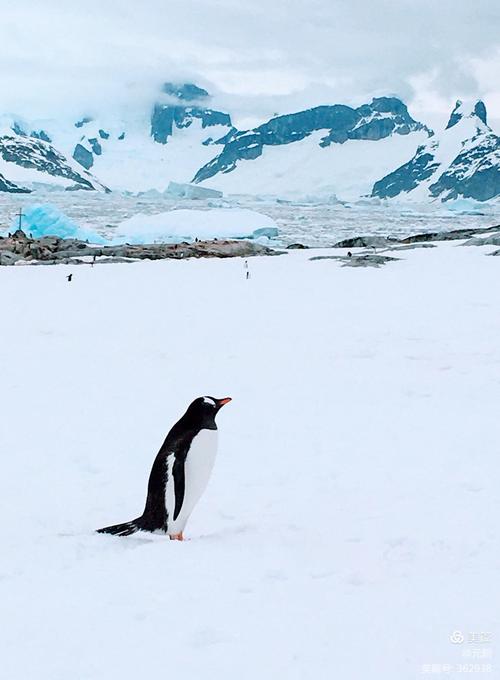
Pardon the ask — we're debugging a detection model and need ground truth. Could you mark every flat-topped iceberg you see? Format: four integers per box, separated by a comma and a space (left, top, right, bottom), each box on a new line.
164, 182, 223, 200
113, 208, 278, 244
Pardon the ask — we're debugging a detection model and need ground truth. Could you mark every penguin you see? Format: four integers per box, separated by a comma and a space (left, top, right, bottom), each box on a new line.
97, 396, 232, 540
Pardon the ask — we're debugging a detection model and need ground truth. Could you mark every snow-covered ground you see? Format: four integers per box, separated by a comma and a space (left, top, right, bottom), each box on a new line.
1, 242, 498, 679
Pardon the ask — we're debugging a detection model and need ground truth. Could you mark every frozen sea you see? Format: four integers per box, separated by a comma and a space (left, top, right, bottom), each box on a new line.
0, 190, 499, 246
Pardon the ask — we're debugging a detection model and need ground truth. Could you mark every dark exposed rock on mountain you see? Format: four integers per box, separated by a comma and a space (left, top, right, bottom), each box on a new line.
372, 100, 500, 202
0, 131, 108, 192
151, 82, 232, 144
73, 143, 94, 169
446, 100, 487, 129
0, 172, 30, 193
162, 83, 210, 101
193, 97, 429, 183
3, 84, 499, 202
371, 149, 440, 198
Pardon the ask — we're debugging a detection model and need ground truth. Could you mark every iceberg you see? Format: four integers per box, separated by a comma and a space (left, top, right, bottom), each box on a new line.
444, 198, 489, 215
10, 204, 107, 244
165, 182, 223, 200
113, 208, 278, 244
2, 204, 278, 246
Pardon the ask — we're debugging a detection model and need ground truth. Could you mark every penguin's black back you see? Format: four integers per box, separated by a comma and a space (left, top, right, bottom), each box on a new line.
97, 398, 218, 535
139, 399, 218, 529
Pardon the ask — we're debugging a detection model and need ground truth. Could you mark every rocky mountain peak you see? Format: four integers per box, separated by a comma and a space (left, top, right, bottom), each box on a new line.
373, 97, 500, 202
161, 83, 210, 102
446, 99, 488, 129
151, 82, 232, 144
193, 95, 430, 184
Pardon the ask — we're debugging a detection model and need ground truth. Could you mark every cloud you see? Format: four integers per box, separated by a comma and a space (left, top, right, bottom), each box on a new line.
0, 0, 499, 127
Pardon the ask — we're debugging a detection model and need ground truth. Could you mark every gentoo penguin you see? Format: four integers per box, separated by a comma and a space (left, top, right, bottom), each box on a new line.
97, 396, 231, 540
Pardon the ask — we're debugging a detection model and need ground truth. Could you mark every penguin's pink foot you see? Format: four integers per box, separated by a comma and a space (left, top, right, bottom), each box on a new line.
169, 532, 184, 541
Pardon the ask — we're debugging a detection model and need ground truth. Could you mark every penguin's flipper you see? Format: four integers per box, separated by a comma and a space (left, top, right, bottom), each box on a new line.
172, 457, 186, 521
96, 519, 140, 536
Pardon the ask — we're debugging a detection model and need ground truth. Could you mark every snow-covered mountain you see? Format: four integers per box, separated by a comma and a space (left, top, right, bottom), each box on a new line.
193, 97, 431, 199
29, 86, 432, 199
45, 83, 234, 193
372, 100, 500, 202
0, 118, 108, 193
1, 85, 499, 202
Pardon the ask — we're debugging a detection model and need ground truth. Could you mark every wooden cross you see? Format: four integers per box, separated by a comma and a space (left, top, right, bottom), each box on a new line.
16, 207, 24, 231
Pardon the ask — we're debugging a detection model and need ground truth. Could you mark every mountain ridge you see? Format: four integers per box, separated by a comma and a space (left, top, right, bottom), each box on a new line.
0, 85, 498, 202
193, 96, 430, 184
372, 99, 500, 202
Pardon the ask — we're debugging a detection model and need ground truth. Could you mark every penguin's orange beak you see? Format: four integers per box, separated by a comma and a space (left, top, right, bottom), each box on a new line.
217, 397, 232, 407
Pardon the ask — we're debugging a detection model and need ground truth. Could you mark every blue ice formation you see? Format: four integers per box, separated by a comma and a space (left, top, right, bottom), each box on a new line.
6, 204, 279, 246
12, 204, 107, 244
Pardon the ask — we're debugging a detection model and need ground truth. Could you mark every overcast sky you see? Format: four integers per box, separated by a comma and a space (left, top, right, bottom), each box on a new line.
1, 0, 499, 130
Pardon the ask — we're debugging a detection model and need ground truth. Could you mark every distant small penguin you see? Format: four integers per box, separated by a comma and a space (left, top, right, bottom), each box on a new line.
67, 273, 73, 282
97, 396, 232, 540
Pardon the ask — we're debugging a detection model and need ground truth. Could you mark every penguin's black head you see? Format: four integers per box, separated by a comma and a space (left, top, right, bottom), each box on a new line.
184, 396, 232, 430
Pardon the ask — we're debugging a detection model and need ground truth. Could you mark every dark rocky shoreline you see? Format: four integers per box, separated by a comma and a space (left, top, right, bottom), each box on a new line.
2, 222, 500, 267
0, 229, 282, 265
332, 223, 500, 248
311, 223, 500, 268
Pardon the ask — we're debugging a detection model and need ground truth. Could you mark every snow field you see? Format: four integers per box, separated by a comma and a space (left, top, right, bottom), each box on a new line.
0, 243, 498, 679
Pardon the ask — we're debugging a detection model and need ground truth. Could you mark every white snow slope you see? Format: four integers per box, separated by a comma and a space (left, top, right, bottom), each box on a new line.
48, 115, 231, 193
199, 129, 429, 199
0, 244, 498, 679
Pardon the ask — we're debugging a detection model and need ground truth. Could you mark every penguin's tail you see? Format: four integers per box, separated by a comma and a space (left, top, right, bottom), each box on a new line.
96, 518, 141, 537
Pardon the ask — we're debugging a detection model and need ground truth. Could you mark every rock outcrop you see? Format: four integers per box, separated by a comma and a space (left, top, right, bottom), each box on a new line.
333, 224, 500, 248
0, 232, 282, 265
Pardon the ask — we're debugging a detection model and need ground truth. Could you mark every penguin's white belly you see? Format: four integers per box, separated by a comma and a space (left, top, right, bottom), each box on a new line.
166, 429, 218, 534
